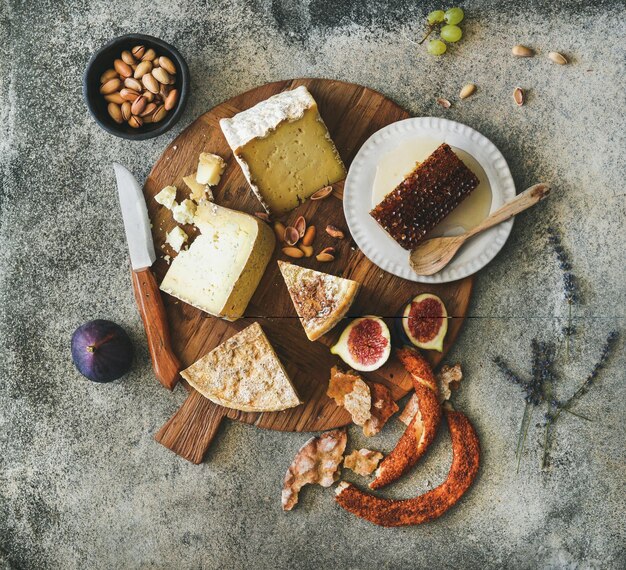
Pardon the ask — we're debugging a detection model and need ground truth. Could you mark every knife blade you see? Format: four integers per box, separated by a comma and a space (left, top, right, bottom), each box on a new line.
113, 163, 156, 270
113, 163, 181, 390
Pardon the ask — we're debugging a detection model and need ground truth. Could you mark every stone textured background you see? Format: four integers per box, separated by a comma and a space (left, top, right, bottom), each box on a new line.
1, 1, 624, 568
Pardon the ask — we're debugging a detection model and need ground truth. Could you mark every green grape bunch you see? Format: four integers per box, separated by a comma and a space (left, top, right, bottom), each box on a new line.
422, 7, 465, 55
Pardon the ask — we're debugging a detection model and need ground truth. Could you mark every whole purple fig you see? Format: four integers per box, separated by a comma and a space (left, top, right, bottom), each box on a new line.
71, 320, 134, 382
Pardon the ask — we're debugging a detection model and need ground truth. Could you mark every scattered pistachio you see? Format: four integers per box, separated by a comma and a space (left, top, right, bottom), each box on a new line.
299, 245, 314, 257
302, 225, 316, 247
283, 247, 305, 259
325, 225, 345, 239
459, 83, 476, 99
548, 51, 568, 65
513, 87, 525, 106
310, 186, 333, 200
316, 252, 335, 262
284, 226, 300, 246
512, 45, 535, 57
294, 216, 307, 238
436, 98, 451, 109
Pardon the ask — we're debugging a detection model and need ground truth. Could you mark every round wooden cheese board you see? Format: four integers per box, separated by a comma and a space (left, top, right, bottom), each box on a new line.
146, 78, 473, 463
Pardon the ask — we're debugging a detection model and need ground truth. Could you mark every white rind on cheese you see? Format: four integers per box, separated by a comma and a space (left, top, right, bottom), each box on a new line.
160, 203, 275, 321
181, 322, 301, 413
220, 86, 314, 150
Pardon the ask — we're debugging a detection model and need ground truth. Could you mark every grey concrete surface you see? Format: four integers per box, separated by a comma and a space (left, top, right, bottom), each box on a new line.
1, 1, 625, 568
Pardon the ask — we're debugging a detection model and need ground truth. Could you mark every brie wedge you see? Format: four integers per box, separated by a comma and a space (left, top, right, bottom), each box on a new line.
220, 86, 346, 215
181, 322, 301, 413
160, 203, 275, 320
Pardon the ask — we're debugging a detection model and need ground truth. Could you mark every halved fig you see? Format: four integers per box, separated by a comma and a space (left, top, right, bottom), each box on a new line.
330, 317, 391, 372
398, 293, 448, 352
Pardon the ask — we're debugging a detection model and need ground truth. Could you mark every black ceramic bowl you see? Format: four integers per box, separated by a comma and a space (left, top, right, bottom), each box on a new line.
83, 34, 189, 140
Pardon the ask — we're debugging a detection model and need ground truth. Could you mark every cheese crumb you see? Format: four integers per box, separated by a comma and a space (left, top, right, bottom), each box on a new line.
163, 255, 171, 264
172, 199, 197, 224
196, 153, 226, 186
154, 185, 177, 209
165, 227, 188, 253
183, 173, 209, 203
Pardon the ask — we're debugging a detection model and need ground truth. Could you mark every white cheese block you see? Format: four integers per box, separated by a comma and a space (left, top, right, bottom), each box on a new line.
171, 199, 197, 224
160, 203, 275, 320
154, 185, 177, 209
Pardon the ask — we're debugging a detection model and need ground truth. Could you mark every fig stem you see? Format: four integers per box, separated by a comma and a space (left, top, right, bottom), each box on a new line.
85, 333, 116, 353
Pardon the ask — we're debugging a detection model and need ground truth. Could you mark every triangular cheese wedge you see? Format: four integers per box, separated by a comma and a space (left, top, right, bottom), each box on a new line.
181, 322, 301, 412
278, 260, 360, 341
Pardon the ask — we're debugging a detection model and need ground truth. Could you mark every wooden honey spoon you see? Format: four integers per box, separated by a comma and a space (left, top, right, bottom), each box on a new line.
409, 183, 551, 276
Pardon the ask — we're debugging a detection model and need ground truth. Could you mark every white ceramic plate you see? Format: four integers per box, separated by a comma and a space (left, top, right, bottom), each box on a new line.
343, 117, 516, 283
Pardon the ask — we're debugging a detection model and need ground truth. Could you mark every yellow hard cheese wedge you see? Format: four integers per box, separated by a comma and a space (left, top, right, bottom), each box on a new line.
160, 203, 275, 320
220, 86, 346, 215
181, 322, 301, 412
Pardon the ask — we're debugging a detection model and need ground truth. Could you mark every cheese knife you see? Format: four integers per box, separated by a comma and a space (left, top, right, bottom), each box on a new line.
113, 163, 181, 390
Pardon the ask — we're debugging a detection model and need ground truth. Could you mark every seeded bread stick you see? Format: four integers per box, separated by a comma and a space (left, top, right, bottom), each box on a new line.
368, 347, 441, 489
335, 409, 480, 527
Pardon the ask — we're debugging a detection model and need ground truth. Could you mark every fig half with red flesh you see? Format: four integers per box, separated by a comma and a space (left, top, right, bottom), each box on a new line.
330, 317, 391, 372
401, 293, 448, 352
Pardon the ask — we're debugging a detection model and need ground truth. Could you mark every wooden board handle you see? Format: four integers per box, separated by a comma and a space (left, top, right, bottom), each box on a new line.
154, 390, 227, 464
131, 267, 181, 391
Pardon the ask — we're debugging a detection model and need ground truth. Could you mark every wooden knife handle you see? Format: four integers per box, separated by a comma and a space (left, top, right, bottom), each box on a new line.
155, 390, 227, 463
131, 267, 181, 391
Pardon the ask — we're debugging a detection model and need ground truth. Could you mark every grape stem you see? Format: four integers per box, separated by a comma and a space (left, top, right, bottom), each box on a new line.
418, 25, 435, 45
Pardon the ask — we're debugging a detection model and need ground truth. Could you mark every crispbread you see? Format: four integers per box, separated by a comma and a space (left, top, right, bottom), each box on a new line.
278, 260, 360, 341
181, 322, 301, 412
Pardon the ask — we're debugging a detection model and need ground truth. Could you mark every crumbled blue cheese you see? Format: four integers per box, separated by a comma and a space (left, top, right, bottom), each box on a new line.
154, 185, 177, 209
165, 226, 188, 252
172, 199, 197, 224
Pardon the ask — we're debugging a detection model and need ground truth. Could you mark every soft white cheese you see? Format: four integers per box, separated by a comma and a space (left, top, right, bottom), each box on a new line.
165, 226, 188, 253
154, 185, 177, 209
171, 199, 197, 225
